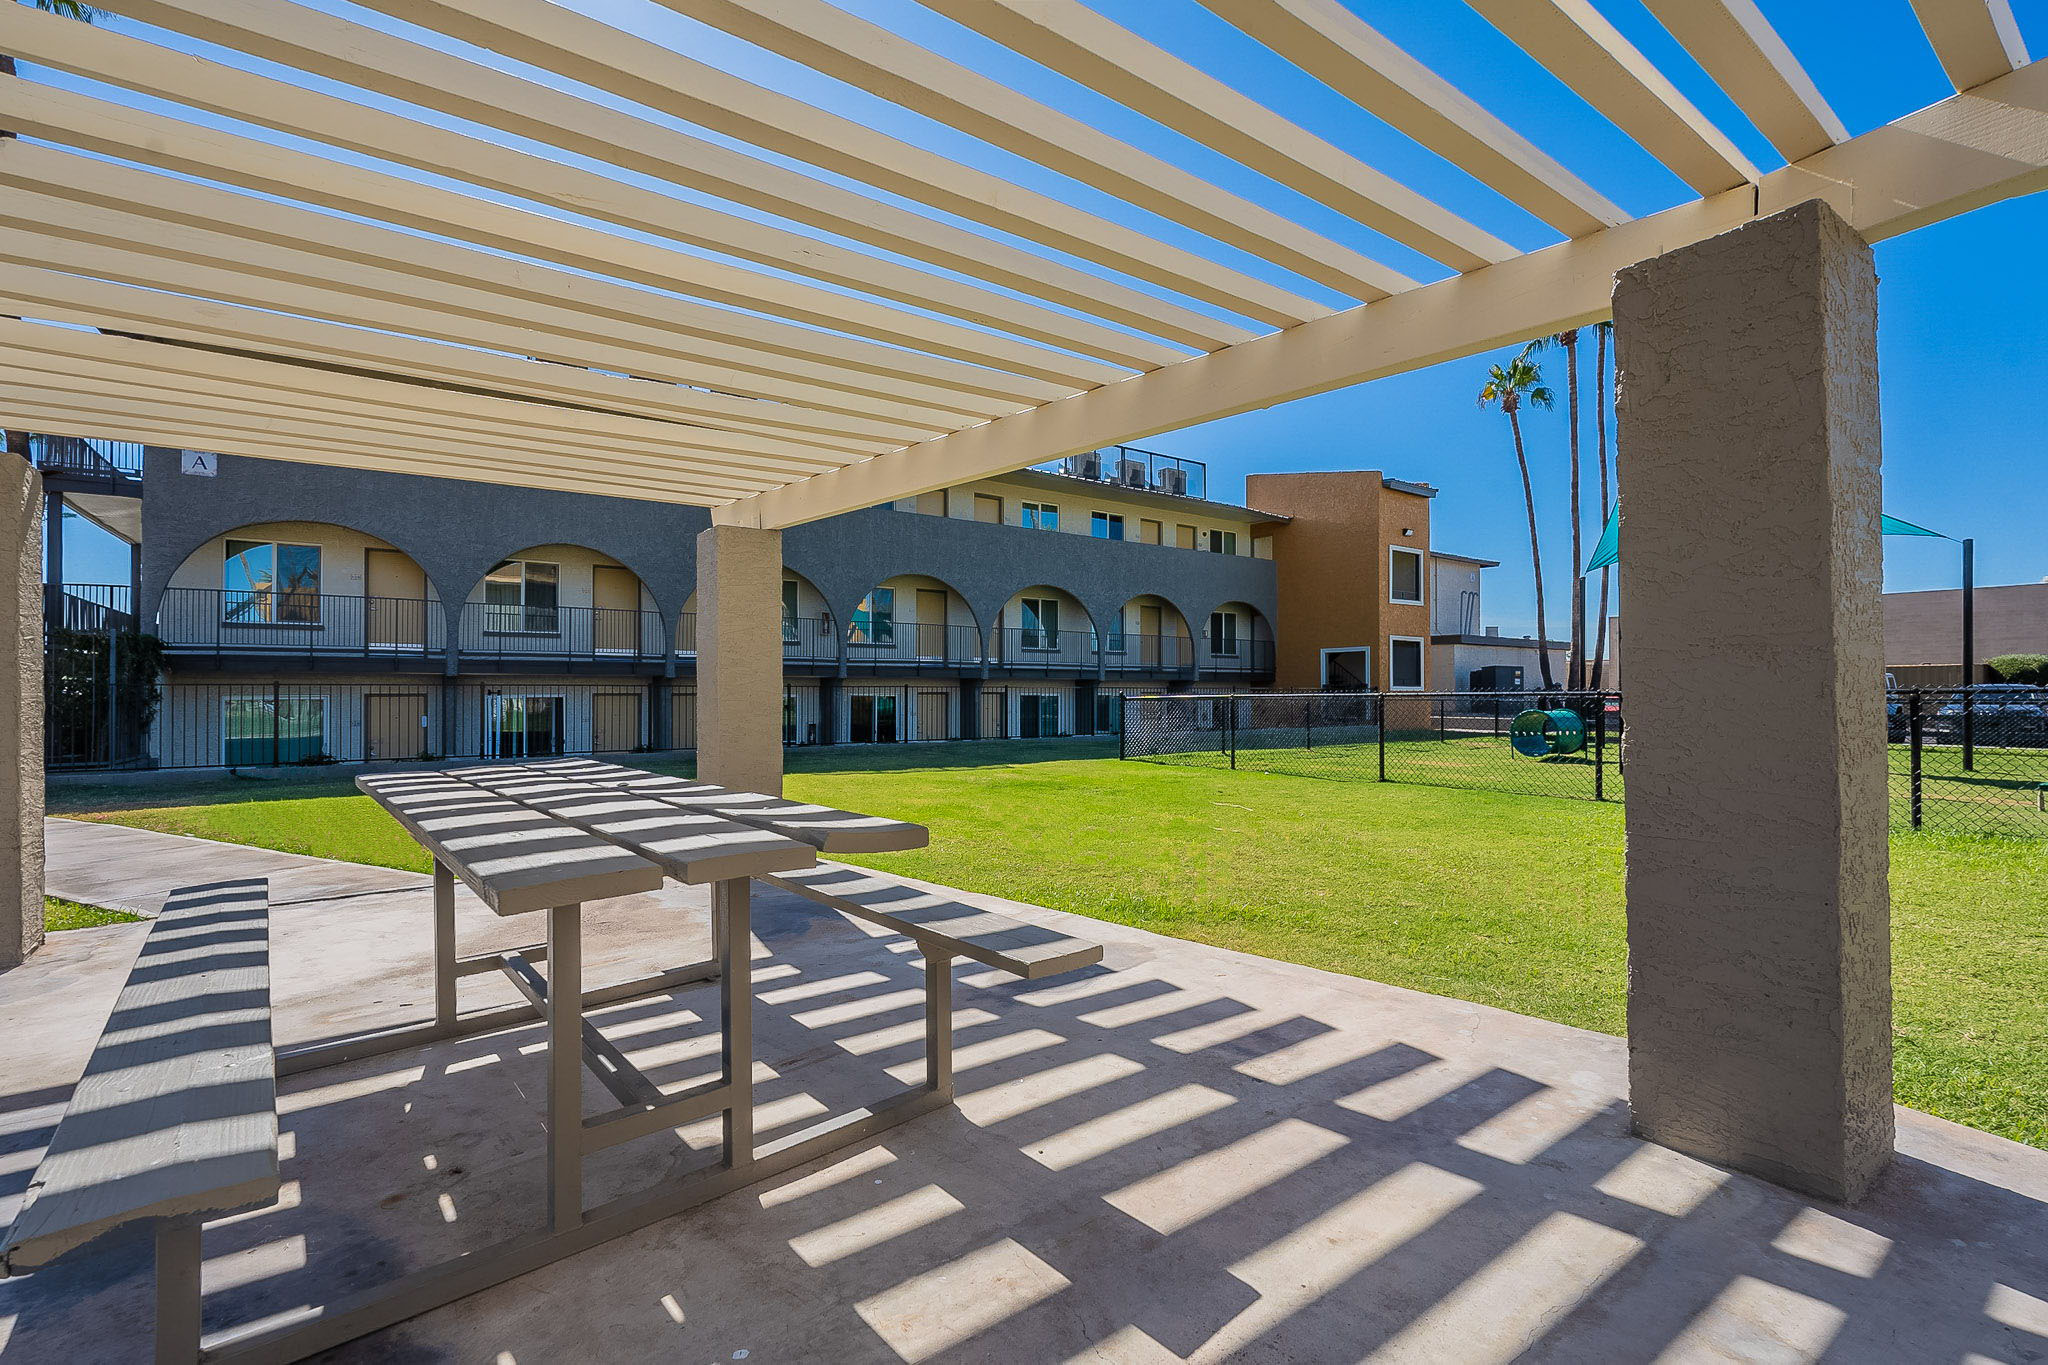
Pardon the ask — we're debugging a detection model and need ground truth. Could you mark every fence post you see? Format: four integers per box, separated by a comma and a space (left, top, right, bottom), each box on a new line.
1908, 689, 1923, 830
1118, 697, 1127, 761
1377, 690, 1387, 782
1594, 693, 1607, 801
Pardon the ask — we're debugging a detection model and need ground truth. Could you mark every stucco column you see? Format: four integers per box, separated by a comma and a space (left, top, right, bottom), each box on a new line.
696, 525, 784, 795
1615, 200, 1892, 1203
4, 456, 46, 968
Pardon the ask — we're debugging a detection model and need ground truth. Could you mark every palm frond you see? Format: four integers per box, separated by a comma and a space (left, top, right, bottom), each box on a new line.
30, 1, 101, 20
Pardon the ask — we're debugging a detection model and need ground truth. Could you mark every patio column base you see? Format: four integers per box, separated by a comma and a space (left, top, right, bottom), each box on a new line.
1616, 200, 1893, 1203
3, 454, 44, 968
696, 525, 784, 795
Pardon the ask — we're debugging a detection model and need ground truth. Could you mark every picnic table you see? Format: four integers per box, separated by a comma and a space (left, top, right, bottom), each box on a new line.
0, 760, 1102, 1361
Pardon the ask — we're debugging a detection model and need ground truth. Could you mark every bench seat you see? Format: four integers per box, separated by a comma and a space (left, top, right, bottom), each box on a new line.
760, 862, 1103, 980
2, 879, 278, 1275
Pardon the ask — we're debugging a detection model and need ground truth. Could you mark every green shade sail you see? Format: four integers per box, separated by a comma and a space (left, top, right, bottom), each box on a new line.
1582, 507, 1947, 574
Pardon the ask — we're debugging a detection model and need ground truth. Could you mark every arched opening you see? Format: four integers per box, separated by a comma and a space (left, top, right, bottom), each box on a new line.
160, 519, 441, 657
1202, 601, 1275, 677
1111, 594, 1195, 675
676, 569, 834, 661
845, 573, 981, 668
464, 543, 657, 660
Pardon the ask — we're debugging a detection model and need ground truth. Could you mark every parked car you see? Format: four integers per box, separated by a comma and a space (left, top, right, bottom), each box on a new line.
1931, 685, 2048, 747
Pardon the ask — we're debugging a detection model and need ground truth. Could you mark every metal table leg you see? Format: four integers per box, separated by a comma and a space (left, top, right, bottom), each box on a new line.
546, 902, 584, 1235
716, 877, 753, 1168
154, 1216, 202, 1365
432, 859, 457, 1029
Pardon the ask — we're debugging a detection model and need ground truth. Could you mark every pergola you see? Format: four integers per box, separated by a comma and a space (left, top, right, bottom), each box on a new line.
2, 0, 2044, 1203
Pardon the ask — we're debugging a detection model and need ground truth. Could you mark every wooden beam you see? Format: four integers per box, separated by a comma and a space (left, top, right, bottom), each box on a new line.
1466, 0, 1760, 195
910, 0, 1506, 274
0, 3, 1221, 359
0, 264, 913, 453
1197, 0, 1627, 237
367, 0, 1404, 306
717, 59, 2048, 528
1908, 0, 2028, 92
0, 79, 1141, 391
1638, 0, 1848, 162
88, 0, 1306, 334
0, 217, 980, 434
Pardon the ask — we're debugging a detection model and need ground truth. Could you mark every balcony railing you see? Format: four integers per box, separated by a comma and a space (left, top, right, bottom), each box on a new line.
676, 613, 840, 663
159, 587, 447, 658
847, 622, 986, 670
1201, 639, 1276, 677
458, 602, 665, 660
1101, 632, 1198, 674
29, 435, 145, 482
993, 625, 1099, 672
46, 584, 137, 634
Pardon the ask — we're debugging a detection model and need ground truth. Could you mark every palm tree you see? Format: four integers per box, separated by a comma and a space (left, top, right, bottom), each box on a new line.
1589, 320, 1615, 691
4, 3, 103, 459
1523, 329, 1585, 689
1479, 354, 1558, 689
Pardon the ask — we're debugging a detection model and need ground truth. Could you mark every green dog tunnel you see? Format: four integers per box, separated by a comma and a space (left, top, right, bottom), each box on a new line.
1510, 708, 1587, 757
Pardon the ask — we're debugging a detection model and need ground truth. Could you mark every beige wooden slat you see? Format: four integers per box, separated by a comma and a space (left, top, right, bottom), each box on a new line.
761, 863, 1103, 981
0, 395, 751, 507
913, 0, 1505, 274
0, 3, 1217, 361
357, 0, 1350, 318
357, 775, 664, 914
1, 879, 278, 1273
0, 83, 1138, 390
454, 768, 816, 884
0, 187, 1028, 425
1908, 0, 2029, 92
532, 758, 930, 854
0, 219, 978, 434
0, 104, 1113, 403
0, 386, 773, 504
664, 0, 1486, 281
82, 0, 1289, 340
1637, 0, 1848, 162
1466, 0, 1759, 196
1198, 0, 1627, 237
0, 341, 840, 483
715, 57, 2048, 529
0, 264, 914, 454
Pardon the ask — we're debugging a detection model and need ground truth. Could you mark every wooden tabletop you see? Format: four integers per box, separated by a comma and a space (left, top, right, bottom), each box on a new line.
526, 758, 930, 853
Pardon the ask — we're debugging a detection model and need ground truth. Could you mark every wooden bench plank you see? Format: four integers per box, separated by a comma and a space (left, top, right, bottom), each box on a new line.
529, 758, 930, 853
759, 862, 1103, 980
453, 768, 816, 884
357, 773, 662, 915
2, 879, 279, 1273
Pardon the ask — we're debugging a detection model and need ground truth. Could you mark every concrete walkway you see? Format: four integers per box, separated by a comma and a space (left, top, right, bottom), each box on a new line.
3, 821, 2044, 1362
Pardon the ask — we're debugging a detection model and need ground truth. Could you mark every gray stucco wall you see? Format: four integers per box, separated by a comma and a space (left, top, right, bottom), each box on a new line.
140, 451, 1277, 649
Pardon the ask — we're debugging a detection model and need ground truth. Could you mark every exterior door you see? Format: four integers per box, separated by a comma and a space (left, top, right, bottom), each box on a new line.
980, 687, 1009, 739
916, 688, 949, 741
916, 588, 948, 658
1139, 605, 1162, 666
593, 565, 640, 655
593, 691, 641, 752
364, 692, 428, 761
364, 548, 426, 649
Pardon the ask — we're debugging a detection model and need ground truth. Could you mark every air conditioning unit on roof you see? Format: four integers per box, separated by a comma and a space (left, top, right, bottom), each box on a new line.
1156, 466, 1188, 496
1067, 452, 1103, 481
1118, 458, 1148, 487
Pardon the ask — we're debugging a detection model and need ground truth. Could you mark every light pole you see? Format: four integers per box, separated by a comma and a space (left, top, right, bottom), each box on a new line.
1961, 537, 1976, 771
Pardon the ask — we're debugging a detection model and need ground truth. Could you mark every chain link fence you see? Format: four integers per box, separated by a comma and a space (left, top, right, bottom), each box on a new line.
1125, 687, 2048, 837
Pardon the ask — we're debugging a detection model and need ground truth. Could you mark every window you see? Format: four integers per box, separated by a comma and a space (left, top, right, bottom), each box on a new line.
1389, 637, 1426, 690
849, 693, 898, 744
1094, 692, 1124, 734
1389, 546, 1425, 605
1019, 596, 1060, 650
223, 539, 321, 623
483, 560, 560, 633
781, 579, 799, 644
1019, 693, 1061, 738
223, 695, 324, 766
1021, 501, 1059, 530
1209, 611, 1240, 657
850, 588, 895, 645
489, 694, 564, 758
973, 493, 1003, 524
1090, 512, 1125, 541
1206, 529, 1238, 555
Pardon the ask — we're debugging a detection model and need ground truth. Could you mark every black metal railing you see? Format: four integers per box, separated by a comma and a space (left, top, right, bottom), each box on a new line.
846, 622, 986, 670
1199, 638, 1275, 677
29, 434, 145, 481
158, 587, 448, 658
458, 601, 664, 660
992, 625, 1099, 672
47, 584, 136, 634
1043, 444, 1207, 499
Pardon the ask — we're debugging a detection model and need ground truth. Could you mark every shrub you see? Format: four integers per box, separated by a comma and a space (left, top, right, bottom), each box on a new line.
1986, 654, 2048, 685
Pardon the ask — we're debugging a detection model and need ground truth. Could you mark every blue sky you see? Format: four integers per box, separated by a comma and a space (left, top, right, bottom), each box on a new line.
37, 1, 2048, 633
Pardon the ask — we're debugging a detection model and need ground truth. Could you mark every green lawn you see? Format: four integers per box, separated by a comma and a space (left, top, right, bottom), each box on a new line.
43, 896, 146, 932
51, 740, 2048, 1148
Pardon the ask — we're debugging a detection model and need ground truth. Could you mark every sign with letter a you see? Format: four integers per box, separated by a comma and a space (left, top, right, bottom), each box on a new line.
180, 450, 218, 477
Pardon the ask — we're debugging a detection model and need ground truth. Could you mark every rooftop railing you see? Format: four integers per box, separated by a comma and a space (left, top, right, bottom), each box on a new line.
1039, 444, 1207, 500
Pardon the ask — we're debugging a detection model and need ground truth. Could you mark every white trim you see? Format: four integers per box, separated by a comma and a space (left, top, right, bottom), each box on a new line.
1318, 645, 1372, 689
1387, 635, 1428, 691
1388, 545, 1425, 606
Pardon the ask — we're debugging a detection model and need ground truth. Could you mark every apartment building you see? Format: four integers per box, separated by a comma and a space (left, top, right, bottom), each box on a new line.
34, 439, 1528, 769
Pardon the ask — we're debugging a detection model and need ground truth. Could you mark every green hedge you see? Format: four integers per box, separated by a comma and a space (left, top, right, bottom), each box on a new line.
1986, 654, 2048, 685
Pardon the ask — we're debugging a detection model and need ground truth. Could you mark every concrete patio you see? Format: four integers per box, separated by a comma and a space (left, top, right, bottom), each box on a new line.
3, 819, 2042, 1363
